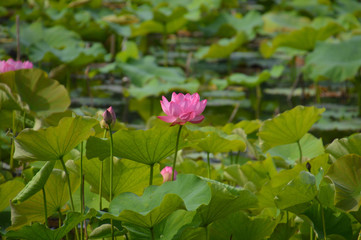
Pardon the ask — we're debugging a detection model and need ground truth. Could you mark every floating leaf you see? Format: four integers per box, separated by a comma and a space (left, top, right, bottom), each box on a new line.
327, 154, 361, 211
228, 71, 271, 88
258, 106, 325, 151
14, 116, 98, 162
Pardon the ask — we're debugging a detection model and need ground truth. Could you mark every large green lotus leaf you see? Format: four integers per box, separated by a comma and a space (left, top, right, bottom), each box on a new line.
185, 126, 246, 154
0, 69, 70, 117
128, 78, 200, 100
178, 227, 206, 240
326, 133, 361, 162
12, 161, 56, 204
102, 174, 211, 228
6, 209, 97, 240
67, 158, 162, 201
261, 22, 343, 58
275, 171, 318, 210
0, 179, 24, 212
196, 179, 258, 226
130, 20, 163, 37
14, 116, 97, 162
178, 159, 214, 178
301, 203, 352, 240
224, 154, 277, 190
267, 133, 324, 164
327, 154, 361, 211
195, 32, 247, 59
304, 35, 361, 82
258, 106, 325, 151
9, 168, 80, 230
86, 124, 187, 165
209, 211, 278, 240
228, 70, 271, 87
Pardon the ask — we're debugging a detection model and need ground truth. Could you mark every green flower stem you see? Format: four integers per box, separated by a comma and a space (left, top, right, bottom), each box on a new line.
60, 157, 79, 240
99, 130, 107, 211
255, 84, 262, 119
80, 141, 84, 240
310, 226, 313, 240
316, 197, 326, 240
172, 125, 183, 181
163, 25, 168, 67
60, 157, 75, 211
149, 164, 154, 186
10, 110, 16, 170
108, 125, 114, 240
297, 140, 303, 164
207, 152, 211, 179
42, 187, 47, 227
150, 227, 155, 240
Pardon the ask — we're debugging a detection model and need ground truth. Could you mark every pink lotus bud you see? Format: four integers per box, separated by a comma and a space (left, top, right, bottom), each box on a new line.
161, 166, 177, 182
101, 106, 116, 128
157, 92, 207, 126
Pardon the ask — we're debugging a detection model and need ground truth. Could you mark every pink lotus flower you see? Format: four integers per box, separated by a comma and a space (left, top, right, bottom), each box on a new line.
158, 92, 207, 126
100, 106, 116, 129
0, 59, 33, 73
161, 166, 177, 182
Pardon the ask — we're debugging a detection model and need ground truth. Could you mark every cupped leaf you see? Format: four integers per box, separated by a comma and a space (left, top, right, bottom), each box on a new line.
0, 69, 70, 117
67, 158, 162, 201
88, 223, 127, 239
14, 116, 98, 162
327, 154, 361, 211
326, 133, 361, 162
9, 168, 80, 230
102, 174, 211, 228
222, 120, 261, 135
6, 209, 97, 240
304, 35, 361, 82
258, 106, 325, 151
86, 124, 187, 165
12, 161, 56, 204
0, 83, 25, 111
0, 179, 24, 212
209, 211, 278, 240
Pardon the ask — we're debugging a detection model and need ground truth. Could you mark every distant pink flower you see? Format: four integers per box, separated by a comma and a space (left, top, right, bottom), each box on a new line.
100, 106, 116, 129
161, 166, 177, 182
0, 59, 33, 73
158, 92, 207, 126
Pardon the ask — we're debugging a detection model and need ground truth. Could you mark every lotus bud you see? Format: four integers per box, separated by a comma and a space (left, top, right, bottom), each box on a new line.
161, 166, 177, 183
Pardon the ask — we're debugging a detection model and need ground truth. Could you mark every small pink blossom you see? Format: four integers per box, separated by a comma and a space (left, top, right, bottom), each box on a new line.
100, 106, 116, 129
0, 59, 33, 73
158, 92, 207, 126
161, 166, 177, 182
